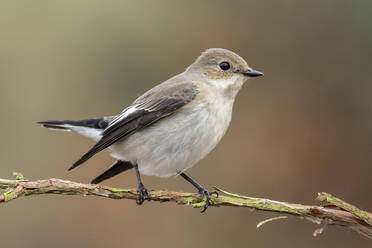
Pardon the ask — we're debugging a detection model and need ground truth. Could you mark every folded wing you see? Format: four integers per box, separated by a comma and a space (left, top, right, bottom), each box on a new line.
69, 81, 199, 170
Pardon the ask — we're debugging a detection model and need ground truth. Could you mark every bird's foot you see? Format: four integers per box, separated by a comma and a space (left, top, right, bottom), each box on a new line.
136, 183, 151, 205
198, 188, 219, 213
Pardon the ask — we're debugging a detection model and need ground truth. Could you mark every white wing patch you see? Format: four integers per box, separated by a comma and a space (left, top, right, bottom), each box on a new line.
107, 105, 138, 128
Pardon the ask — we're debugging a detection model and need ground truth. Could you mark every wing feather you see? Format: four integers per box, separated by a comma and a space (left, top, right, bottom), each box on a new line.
69, 81, 199, 170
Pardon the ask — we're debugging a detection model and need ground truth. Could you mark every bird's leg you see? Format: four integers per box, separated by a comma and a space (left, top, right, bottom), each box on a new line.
134, 164, 150, 205
179, 172, 218, 213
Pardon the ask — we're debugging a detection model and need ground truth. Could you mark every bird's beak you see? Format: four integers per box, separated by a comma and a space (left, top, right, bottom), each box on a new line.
242, 69, 263, 77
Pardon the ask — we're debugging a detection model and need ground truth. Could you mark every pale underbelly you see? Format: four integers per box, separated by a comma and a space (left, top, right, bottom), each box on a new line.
108, 104, 232, 177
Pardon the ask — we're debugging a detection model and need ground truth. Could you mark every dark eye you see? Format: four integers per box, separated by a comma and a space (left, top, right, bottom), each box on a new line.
219, 61, 230, 71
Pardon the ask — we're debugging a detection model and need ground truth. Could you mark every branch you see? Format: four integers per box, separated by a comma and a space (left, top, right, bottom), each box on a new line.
1, 173, 371, 239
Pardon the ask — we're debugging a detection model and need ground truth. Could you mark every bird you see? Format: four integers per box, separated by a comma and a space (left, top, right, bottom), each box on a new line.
37, 48, 263, 212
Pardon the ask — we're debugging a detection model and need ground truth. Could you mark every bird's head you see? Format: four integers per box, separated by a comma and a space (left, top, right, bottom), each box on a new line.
187, 48, 263, 84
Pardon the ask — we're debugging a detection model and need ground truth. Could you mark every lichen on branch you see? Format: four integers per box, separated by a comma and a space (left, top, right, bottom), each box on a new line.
0, 174, 371, 239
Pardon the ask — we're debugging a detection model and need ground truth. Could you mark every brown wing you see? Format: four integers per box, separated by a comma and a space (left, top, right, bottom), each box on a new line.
69, 82, 199, 170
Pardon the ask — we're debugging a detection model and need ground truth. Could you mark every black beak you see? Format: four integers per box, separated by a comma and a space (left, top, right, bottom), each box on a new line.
242, 69, 263, 77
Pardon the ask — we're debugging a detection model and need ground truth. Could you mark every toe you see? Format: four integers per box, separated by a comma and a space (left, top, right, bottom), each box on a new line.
199, 190, 212, 213
200, 201, 209, 213
198, 189, 205, 201
144, 189, 151, 201
136, 196, 144, 205
211, 190, 219, 197
198, 188, 218, 213
137, 186, 151, 205
200, 194, 209, 213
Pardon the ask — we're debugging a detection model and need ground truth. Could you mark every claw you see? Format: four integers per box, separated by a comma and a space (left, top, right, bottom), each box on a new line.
136, 184, 151, 205
198, 188, 219, 213
178, 172, 219, 213
210, 190, 219, 197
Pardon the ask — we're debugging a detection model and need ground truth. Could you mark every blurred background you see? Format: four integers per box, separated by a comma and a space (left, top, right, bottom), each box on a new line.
0, 1, 371, 247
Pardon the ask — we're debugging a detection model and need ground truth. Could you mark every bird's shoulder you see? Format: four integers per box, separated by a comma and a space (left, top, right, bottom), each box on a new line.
133, 73, 200, 107
106, 73, 200, 130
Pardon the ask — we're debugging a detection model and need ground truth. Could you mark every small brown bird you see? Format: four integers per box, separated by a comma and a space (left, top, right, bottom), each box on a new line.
38, 48, 263, 212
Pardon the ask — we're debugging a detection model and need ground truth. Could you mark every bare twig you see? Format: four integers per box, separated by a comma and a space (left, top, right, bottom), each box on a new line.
0, 174, 371, 239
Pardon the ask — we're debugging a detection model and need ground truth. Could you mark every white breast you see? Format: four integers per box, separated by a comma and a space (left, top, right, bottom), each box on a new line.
109, 83, 238, 177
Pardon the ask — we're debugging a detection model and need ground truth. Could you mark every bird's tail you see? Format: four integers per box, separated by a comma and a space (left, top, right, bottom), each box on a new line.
37, 118, 109, 141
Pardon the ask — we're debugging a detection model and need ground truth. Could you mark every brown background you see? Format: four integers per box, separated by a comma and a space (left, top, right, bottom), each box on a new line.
0, 1, 371, 247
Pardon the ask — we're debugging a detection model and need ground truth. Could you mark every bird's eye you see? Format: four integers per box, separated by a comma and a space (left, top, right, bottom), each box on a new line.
219, 61, 230, 71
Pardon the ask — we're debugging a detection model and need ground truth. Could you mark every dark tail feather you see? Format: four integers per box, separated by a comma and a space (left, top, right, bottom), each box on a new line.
37, 118, 110, 170
91, 160, 134, 184
36, 120, 72, 130
37, 118, 108, 130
